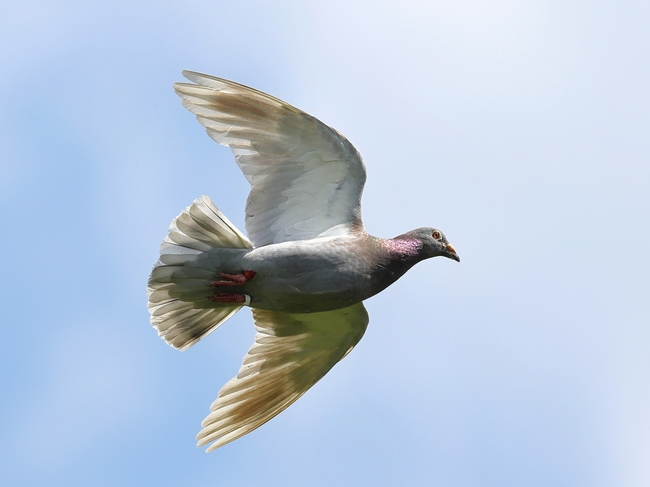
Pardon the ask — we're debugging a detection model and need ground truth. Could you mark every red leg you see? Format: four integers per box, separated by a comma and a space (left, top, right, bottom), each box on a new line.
208, 270, 257, 287
207, 293, 250, 305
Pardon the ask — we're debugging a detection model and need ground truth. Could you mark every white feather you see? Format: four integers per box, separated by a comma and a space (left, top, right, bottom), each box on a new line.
147, 196, 252, 351
173, 71, 367, 247
196, 303, 369, 451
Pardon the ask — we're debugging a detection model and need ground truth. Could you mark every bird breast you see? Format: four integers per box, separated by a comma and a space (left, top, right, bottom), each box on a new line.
239, 235, 395, 313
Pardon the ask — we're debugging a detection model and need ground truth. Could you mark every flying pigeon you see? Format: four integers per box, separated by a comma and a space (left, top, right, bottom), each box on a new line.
147, 71, 460, 451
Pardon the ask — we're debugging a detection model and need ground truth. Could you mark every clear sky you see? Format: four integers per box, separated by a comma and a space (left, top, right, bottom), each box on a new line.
1, 1, 649, 486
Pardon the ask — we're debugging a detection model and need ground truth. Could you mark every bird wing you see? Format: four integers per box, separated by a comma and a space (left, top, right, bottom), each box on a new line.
174, 71, 367, 247
196, 302, 369, 451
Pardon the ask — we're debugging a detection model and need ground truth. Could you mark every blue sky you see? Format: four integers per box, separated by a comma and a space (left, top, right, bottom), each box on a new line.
1, 1, 649, 486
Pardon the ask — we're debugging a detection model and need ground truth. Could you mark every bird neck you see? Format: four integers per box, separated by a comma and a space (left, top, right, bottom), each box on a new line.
360, 236, 423, 299
382, 236, 424, 263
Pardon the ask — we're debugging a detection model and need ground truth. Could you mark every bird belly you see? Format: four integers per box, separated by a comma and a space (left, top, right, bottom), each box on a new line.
239, 238, 375, 313
248, 273, 369, 313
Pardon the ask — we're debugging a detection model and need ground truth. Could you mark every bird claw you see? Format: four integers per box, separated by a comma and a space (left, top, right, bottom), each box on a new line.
207, 293, 251, 305
208, 270, 257, 287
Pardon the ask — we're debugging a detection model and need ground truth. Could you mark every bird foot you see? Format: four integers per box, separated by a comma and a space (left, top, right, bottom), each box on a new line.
208, 270, 257, 287
207, 293, 251, 305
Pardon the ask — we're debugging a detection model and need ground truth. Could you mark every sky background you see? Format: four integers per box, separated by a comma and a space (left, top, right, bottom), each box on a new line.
1, 1, 649, 486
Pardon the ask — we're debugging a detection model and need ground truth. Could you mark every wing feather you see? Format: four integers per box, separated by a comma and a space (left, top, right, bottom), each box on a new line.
174, 71, 367, 247
196, 303, 369, 451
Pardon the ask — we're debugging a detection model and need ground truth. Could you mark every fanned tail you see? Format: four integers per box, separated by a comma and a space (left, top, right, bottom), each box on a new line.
147, 196, 253, 351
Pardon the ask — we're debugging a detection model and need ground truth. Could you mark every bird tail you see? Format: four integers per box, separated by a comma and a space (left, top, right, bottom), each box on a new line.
147, 195, 253, 351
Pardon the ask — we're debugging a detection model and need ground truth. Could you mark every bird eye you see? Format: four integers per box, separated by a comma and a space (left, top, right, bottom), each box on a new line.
432, 231, 441, 239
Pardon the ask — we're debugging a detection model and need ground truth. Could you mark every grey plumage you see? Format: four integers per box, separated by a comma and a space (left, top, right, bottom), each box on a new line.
148, 72, 459, 451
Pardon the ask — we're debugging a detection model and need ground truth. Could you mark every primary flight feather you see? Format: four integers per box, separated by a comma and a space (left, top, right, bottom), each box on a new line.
148, 71, 459, 451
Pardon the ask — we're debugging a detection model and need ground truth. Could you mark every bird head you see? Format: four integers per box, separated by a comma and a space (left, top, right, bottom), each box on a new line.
401, 227, 460, 262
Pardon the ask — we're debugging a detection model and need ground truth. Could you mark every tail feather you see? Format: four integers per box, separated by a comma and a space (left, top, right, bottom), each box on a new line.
148, 196, 253, 351
165, 308, 240, 349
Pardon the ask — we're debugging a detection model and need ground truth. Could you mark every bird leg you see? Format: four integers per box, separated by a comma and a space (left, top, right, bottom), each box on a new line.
207, 293, 251, 305
208, 270, 257, 287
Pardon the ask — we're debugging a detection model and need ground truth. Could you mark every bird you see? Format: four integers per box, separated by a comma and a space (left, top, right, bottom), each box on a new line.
147, 71, 460, 452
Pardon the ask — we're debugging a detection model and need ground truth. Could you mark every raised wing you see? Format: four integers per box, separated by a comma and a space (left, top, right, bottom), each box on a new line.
196, 303, 369, 451
174, 71, 367, 247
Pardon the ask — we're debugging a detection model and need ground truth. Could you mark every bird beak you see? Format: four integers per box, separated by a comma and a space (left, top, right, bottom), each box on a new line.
445, 243, 460, 262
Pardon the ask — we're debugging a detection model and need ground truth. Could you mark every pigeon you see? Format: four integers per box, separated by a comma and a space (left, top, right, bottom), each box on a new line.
147, 71, 460, 452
